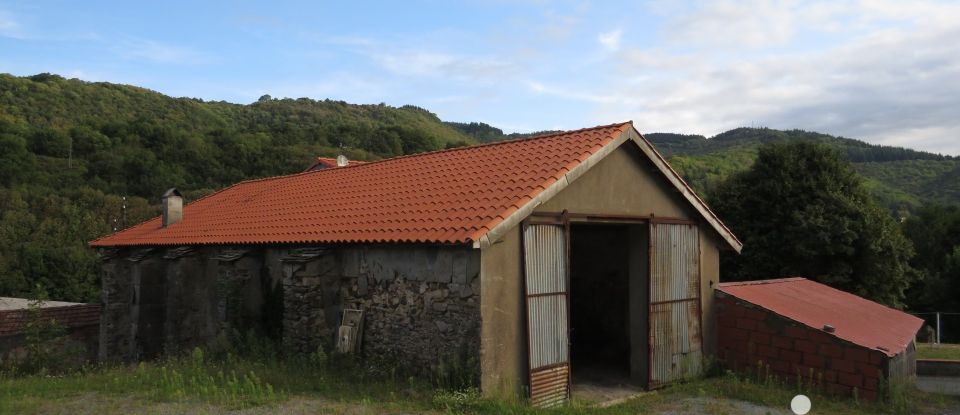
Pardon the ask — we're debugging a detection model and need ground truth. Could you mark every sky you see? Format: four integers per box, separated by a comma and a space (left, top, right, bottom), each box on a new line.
1, 0, 959, 155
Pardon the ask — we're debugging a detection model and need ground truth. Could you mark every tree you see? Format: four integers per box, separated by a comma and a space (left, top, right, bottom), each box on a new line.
0, 134, 35, 186
710, 141, 916, 307
902, 205, 960, 312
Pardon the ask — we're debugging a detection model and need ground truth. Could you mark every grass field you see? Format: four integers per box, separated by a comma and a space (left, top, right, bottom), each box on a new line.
917, 343, 960, 360
2, 349, 958, 415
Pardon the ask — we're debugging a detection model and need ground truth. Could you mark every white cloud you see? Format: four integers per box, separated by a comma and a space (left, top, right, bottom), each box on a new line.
0, 10, 24, 39
120, 38, 211, 64
597, 29, 622, 51
367, 50, 517, 83
661, 0, 801, 49
527, 80, 621, 104
557, 0, 960, 155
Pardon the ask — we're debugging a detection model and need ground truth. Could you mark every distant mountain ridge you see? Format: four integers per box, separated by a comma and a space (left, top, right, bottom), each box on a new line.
0, 71, 955, 303
641, 128, 957, 211
445, 123, 958, 211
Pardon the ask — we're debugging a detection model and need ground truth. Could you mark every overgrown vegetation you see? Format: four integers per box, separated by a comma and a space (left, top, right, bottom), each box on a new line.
3, 330, 954, 414
2, 349, 954, 414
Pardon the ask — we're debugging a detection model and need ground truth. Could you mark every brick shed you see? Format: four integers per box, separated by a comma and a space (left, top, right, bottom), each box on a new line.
0, 297, 101, 365
716, 278, 923, 400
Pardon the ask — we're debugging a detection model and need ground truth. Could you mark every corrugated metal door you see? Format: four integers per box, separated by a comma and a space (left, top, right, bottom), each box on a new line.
523, 224, 571, 408
649, 223, 702, 388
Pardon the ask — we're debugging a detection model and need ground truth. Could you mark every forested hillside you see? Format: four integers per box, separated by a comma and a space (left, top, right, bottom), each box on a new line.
0, 73, 474, 302
1, 72, 957, 305
644, 129, 958, 212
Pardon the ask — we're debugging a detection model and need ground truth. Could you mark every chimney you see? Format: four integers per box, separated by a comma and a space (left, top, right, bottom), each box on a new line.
336, 154, 348, 167
161, 188, 183, 227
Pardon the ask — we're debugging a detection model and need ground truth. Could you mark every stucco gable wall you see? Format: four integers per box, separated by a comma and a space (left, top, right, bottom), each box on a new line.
480, 141, 725, 396
533, 141, 694, 218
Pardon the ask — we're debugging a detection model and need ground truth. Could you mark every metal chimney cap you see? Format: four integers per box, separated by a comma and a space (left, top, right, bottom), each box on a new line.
823, 324, 835, 333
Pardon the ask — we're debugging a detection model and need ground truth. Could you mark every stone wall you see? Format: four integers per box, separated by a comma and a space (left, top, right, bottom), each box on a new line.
280, 248, 341, 354
342, 246, 481, 376
99, 246, 274, 362
98, 243, 482, 380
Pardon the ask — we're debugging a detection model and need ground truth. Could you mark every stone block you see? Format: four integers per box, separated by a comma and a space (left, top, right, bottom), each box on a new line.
452, 251, 468, 284
432, 251, 453, 283
342, 250, 360, 277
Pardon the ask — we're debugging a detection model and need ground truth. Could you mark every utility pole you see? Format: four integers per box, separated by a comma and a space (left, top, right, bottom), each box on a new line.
936, 312, 941, 344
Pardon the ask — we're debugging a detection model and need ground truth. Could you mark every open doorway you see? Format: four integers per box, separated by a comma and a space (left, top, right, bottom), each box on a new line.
569, 223, 649, 396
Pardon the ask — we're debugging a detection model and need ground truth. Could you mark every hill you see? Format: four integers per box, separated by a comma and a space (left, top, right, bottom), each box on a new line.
646, 128, 958, 212
0, 73, 475, 301
0, 72, 957, 303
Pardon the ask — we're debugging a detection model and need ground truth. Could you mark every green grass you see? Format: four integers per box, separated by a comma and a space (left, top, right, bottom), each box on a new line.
918, 343, 960, 360
2, 352, 957, 414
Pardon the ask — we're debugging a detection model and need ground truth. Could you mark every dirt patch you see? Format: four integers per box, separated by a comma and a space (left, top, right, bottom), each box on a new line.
653, 396, 792, 415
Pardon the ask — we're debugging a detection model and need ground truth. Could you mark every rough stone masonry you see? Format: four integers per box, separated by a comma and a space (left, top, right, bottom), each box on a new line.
98, 243, 481, 379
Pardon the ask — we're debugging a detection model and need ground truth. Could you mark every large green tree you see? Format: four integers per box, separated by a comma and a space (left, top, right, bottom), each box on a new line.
710, 141, 917, 307
901, 205, 960, 312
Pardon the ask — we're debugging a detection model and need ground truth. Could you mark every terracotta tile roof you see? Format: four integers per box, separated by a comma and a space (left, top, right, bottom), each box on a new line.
91, 122, 635, 247
304, 157, 368, 172
717, 278, 923, 357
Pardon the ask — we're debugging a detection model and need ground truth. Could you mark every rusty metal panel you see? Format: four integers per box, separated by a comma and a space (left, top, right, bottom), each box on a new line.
649, 223, 702, 388
523, 224, 571, 407
530, 365, 570, 408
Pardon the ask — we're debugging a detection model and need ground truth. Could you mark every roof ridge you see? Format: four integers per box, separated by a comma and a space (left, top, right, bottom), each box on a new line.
89, 122, 633, 246
322, 121, 634, 171
717, 277, 807, 287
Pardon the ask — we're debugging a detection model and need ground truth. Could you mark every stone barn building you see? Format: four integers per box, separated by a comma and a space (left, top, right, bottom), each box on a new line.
90, 122, 742, 406
715, 278, 923, 400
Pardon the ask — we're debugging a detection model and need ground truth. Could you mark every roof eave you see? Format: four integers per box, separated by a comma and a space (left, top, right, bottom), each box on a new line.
473, 124, 631, 249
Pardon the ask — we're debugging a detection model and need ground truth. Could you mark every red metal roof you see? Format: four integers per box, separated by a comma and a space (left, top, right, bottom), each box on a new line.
717, 278, 923, 357
91, 122, 633, 247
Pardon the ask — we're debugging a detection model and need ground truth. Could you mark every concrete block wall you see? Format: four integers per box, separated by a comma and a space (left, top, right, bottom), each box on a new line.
716, 292, 888, 400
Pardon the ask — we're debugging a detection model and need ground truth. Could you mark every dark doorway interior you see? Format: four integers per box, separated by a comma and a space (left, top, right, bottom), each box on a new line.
570, 224, 631, 383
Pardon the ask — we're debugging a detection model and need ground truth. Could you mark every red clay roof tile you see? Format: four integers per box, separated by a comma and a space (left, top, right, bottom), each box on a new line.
91, 122, 632, 247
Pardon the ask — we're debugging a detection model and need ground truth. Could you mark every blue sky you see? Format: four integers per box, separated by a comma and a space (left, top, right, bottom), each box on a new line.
2, 1, 959, 154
